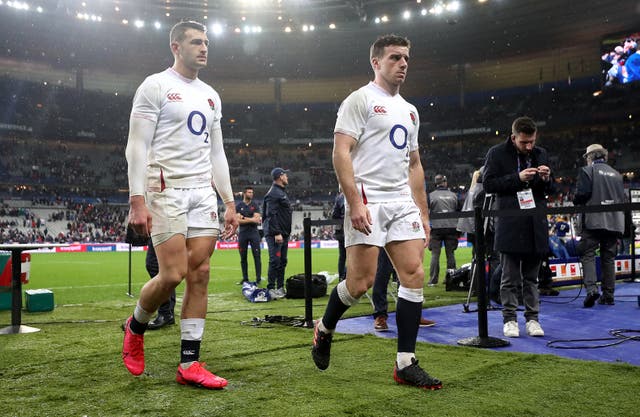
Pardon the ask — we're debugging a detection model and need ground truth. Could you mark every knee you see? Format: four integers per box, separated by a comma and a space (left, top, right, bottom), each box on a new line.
189, 261, 211, 286
155, 273, 183, 293
405, 260, 424, 280
346, 279, 369, 299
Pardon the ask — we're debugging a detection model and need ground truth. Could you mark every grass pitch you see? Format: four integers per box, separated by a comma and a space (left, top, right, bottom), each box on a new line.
1, 249, 638, 417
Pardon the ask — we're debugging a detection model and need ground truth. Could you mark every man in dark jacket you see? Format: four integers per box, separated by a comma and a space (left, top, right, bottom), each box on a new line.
236, 186, 262, 284
427, 174, 460, 286
483, 116, 552, 338
574, 144, 625, 307
262, 167, 292, 299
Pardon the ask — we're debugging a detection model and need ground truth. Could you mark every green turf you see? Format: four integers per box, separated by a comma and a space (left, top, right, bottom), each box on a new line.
1, 249, 638, 417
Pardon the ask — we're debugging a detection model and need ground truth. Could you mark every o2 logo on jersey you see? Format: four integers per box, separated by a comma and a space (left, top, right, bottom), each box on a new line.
389, 124, 408, 150
187, 110, 209, 143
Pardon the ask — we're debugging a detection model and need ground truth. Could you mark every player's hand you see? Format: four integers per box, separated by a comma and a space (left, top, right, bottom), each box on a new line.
422, 221, 431, 248
128, 196, 152, 236
221, 203, 239, 240
350, 201, 372, 235
275, 234, 283, 244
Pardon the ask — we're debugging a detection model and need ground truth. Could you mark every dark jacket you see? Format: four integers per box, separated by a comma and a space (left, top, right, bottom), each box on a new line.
262, 183, 292, 236
483, 137, 552, 254
457, 183, 483, 235
429, 187, 460, 230
573, 160, 625, 236
331, 193, 345, 235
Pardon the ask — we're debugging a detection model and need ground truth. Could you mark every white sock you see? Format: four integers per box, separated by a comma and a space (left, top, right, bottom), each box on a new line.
397, 286, 424, 303
133, 303, 153, 324
396, 352, 416, 369
181, 318, 205, 341
317, 319, 334, 334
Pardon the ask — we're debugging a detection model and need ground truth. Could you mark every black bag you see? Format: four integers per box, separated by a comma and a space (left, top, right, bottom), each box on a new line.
285, 274, 327, 299
445, 264, 472, 291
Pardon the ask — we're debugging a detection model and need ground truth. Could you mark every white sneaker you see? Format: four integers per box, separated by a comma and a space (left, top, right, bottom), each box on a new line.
271, 288, 286, 299
503, 321, 519, 338
526, 320, 544, 337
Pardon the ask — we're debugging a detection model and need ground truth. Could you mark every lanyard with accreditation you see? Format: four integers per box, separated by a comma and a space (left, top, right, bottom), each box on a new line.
516, 155, 536, 209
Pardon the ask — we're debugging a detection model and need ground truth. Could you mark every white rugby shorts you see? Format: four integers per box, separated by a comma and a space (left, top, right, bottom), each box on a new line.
344, 201, 425, 247
147, 187, 220, 244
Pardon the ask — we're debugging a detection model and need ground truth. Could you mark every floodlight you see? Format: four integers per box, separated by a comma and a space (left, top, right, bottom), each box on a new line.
446, 1, 460, 12
210, 23, 224, 36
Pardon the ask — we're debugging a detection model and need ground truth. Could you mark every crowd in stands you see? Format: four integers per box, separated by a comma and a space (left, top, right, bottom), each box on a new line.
0, 200, 128, 244
1, 76, 640, 243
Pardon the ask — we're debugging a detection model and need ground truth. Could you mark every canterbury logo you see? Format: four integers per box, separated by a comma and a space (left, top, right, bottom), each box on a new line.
373, 105, 387, 114
167, 93, 182, 101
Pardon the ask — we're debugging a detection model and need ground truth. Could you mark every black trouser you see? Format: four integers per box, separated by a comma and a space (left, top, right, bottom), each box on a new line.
238, 230, 262, 282
335, 231, 346, 280
145, 242, 175, 318
372, 249, 397, 318
428, 229, 458, 284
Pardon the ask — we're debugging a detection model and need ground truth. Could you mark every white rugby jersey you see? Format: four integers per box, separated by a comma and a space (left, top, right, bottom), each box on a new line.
334, 81, 420, 203
130, 68, 222, 191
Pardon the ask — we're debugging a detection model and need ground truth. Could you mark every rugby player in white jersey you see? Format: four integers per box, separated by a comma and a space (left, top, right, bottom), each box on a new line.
312, 34, 442, 390
122, 20, 238, 389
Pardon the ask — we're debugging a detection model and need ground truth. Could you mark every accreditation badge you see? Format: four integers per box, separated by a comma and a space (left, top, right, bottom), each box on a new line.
516, 189, 536, 209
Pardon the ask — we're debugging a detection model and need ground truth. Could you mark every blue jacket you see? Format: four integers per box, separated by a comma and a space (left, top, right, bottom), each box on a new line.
262, 183, 292, 236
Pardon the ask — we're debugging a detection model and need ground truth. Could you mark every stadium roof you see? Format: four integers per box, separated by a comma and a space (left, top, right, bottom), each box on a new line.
0, 1, 638, 84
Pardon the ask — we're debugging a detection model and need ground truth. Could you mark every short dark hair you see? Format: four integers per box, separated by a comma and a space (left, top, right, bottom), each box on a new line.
170, 20, 206, 44
370, 34, 410, 60
511, 116, 537, 135
243, 186, 254, 192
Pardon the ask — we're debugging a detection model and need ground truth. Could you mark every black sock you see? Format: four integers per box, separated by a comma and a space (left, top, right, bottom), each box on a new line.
180, 340, 201, 364
322, 286, 351, 330
129, 316, 148, 335
396, 297, 421, 353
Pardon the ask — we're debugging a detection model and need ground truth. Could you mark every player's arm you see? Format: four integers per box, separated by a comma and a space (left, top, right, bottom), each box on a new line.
210, 126, 238, 238
408, 149, 430, 246
333, 132, 371, 235
125, 81, 158, 236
